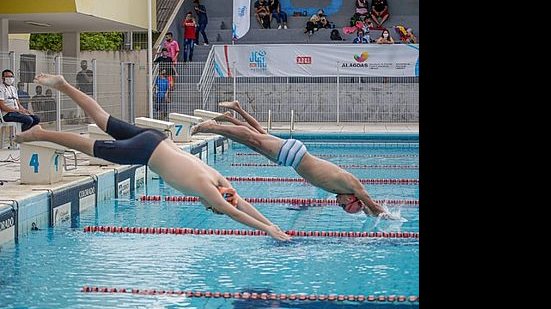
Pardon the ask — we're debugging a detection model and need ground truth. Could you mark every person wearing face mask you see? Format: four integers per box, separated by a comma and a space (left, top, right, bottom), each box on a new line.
0, 69, 40, 131
163, 32, 180, 63
353, 29, 370, 44
376, 29, 394, 44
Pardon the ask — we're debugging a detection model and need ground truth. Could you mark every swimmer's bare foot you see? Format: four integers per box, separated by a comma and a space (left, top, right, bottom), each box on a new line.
33, 73, 67, 90
190, 119, 218, 135
218, 100, 242, 111
15, 125, 44, 143
212, 111, 233, 122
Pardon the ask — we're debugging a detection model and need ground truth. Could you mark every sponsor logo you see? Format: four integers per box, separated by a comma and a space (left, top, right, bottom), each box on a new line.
0, 217, 14, 231
249, 50, 267, 71
118, 178, 131, 197
79, 187, 95, 199
296, 56, 312, 64
54, 203, 71, 225
354, 51, 369, 62
238, 6, 247, 17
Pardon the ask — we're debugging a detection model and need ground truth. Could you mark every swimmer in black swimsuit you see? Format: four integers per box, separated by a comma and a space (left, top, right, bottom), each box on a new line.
15, 74, 290, 241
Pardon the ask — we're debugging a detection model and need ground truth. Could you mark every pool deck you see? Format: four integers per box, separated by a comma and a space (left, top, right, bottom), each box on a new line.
0, 122, 418, 238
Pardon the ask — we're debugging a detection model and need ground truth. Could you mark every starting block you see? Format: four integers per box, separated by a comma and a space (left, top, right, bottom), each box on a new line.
20, 141, 77, 184
134, 117, 175, 140
193, 109, 224, 121
168, 113, 203, 142
87, 124, 113, 165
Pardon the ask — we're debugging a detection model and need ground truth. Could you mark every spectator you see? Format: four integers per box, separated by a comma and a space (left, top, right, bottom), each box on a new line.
154, 48, 175, 92
193, 0, 209, 45
76, 60, 93, 96
182, 12, 197, 62
355, 0, 371, 19
330, 29, 344, 41
305, 9, 330, 35
42, 89, 57, 122
163, 32, 180, 63
16, 82, 30, 110
154, 69, 170, 119
30, 85, 45, 111
0, 69, 40, 131
254, 0, 272, 29
376, 29, 394, 44
353, 29, 370, 44
269, 0, 288, 29
405, 28, 417, 43
371, 0, 389, 28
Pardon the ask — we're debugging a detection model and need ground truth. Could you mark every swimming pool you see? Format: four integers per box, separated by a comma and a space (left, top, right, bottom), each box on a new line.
0, 134, 419, 308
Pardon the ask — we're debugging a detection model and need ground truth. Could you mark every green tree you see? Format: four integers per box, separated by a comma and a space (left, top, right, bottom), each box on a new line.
30, 32, 124, 52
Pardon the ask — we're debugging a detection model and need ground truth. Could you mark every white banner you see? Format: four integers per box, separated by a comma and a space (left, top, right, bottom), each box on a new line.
232, 0, 251, 40
213, 44, 419, 77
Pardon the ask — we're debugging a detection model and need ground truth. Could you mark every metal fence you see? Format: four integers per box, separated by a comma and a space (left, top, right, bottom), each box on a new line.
1, 51, 134, 132
154, 58, 418, 123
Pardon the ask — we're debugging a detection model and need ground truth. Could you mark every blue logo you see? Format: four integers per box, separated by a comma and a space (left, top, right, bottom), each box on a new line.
238, 6, 247, 17
249, 50, 267, 71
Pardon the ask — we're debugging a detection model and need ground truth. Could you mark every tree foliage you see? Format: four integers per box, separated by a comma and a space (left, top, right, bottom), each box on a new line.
30, 32, 124, 52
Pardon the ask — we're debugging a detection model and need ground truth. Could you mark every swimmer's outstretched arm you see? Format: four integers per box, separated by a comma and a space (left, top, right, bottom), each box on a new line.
201, 188, 291, 241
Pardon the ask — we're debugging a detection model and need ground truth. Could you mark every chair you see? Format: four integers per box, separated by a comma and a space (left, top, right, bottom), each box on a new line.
0, 113, 21, 149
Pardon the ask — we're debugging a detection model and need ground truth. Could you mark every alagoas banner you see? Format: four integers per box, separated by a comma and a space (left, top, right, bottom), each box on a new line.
213, 44, 419, 77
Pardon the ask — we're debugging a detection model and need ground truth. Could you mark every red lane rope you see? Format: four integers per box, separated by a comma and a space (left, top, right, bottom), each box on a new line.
231, 163, 419, 169
83, 226, 419, 239
236, 153, 418, 158
139, 195, 419, 206
224, 176, 419, 185
80, 286, 419, 303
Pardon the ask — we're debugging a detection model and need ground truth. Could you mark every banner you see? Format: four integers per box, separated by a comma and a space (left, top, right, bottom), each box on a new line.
232, 0, 251, 40
213, 44, 419, 77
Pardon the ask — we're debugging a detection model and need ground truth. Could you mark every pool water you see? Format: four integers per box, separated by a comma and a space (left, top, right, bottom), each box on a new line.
0, 138, 419, 308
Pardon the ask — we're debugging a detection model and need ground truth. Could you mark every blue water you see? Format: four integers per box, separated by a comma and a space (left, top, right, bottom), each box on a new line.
0, 138, 419, 308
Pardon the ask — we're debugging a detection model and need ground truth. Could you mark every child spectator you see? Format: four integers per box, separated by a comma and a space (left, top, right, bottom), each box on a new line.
154, 69, 169, 119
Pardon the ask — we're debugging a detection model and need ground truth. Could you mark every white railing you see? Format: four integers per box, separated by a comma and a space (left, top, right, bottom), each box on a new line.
197, 47, 216, 109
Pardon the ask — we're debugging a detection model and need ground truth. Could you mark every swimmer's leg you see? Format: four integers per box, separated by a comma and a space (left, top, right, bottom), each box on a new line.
219, 100, 267, 134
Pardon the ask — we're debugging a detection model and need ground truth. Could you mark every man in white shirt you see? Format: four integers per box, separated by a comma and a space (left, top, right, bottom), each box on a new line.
0, 69, 40, 131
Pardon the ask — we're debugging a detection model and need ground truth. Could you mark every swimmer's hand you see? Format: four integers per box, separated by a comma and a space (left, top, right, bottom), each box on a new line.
266, 225, 291, 241
378, 212, 405, 221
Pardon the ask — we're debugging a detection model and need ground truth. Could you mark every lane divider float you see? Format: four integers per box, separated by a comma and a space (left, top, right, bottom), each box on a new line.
139, 195, 419, 207
224, 177, 419, 185
80, 286, 419, 303
236, 153, 418, 158
231, 163, 418, 169
83, 226, 419, 239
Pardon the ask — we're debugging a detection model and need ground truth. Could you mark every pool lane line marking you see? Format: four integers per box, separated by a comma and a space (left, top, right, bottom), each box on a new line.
224, 177, 419, 185
231, 163, 419, 169
83, 226, 419, 239
236, 153, 419, 158
80, 286, 419, 303
140, 195, 419, 207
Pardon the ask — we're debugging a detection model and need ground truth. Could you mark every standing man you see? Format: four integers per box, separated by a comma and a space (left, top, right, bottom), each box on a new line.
193, 0, 209, 46
0, 69, 40, 131
182, 12, 197, 62
163, 32, 180, 63
76, 60, 94, 119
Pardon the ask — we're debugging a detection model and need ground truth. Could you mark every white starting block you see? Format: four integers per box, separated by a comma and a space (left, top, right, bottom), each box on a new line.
134, 117, 175, 140
193, 109, 224, 121
168, 113, 203, 142
20, 141, 77, 184
87, 124, 113, 165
